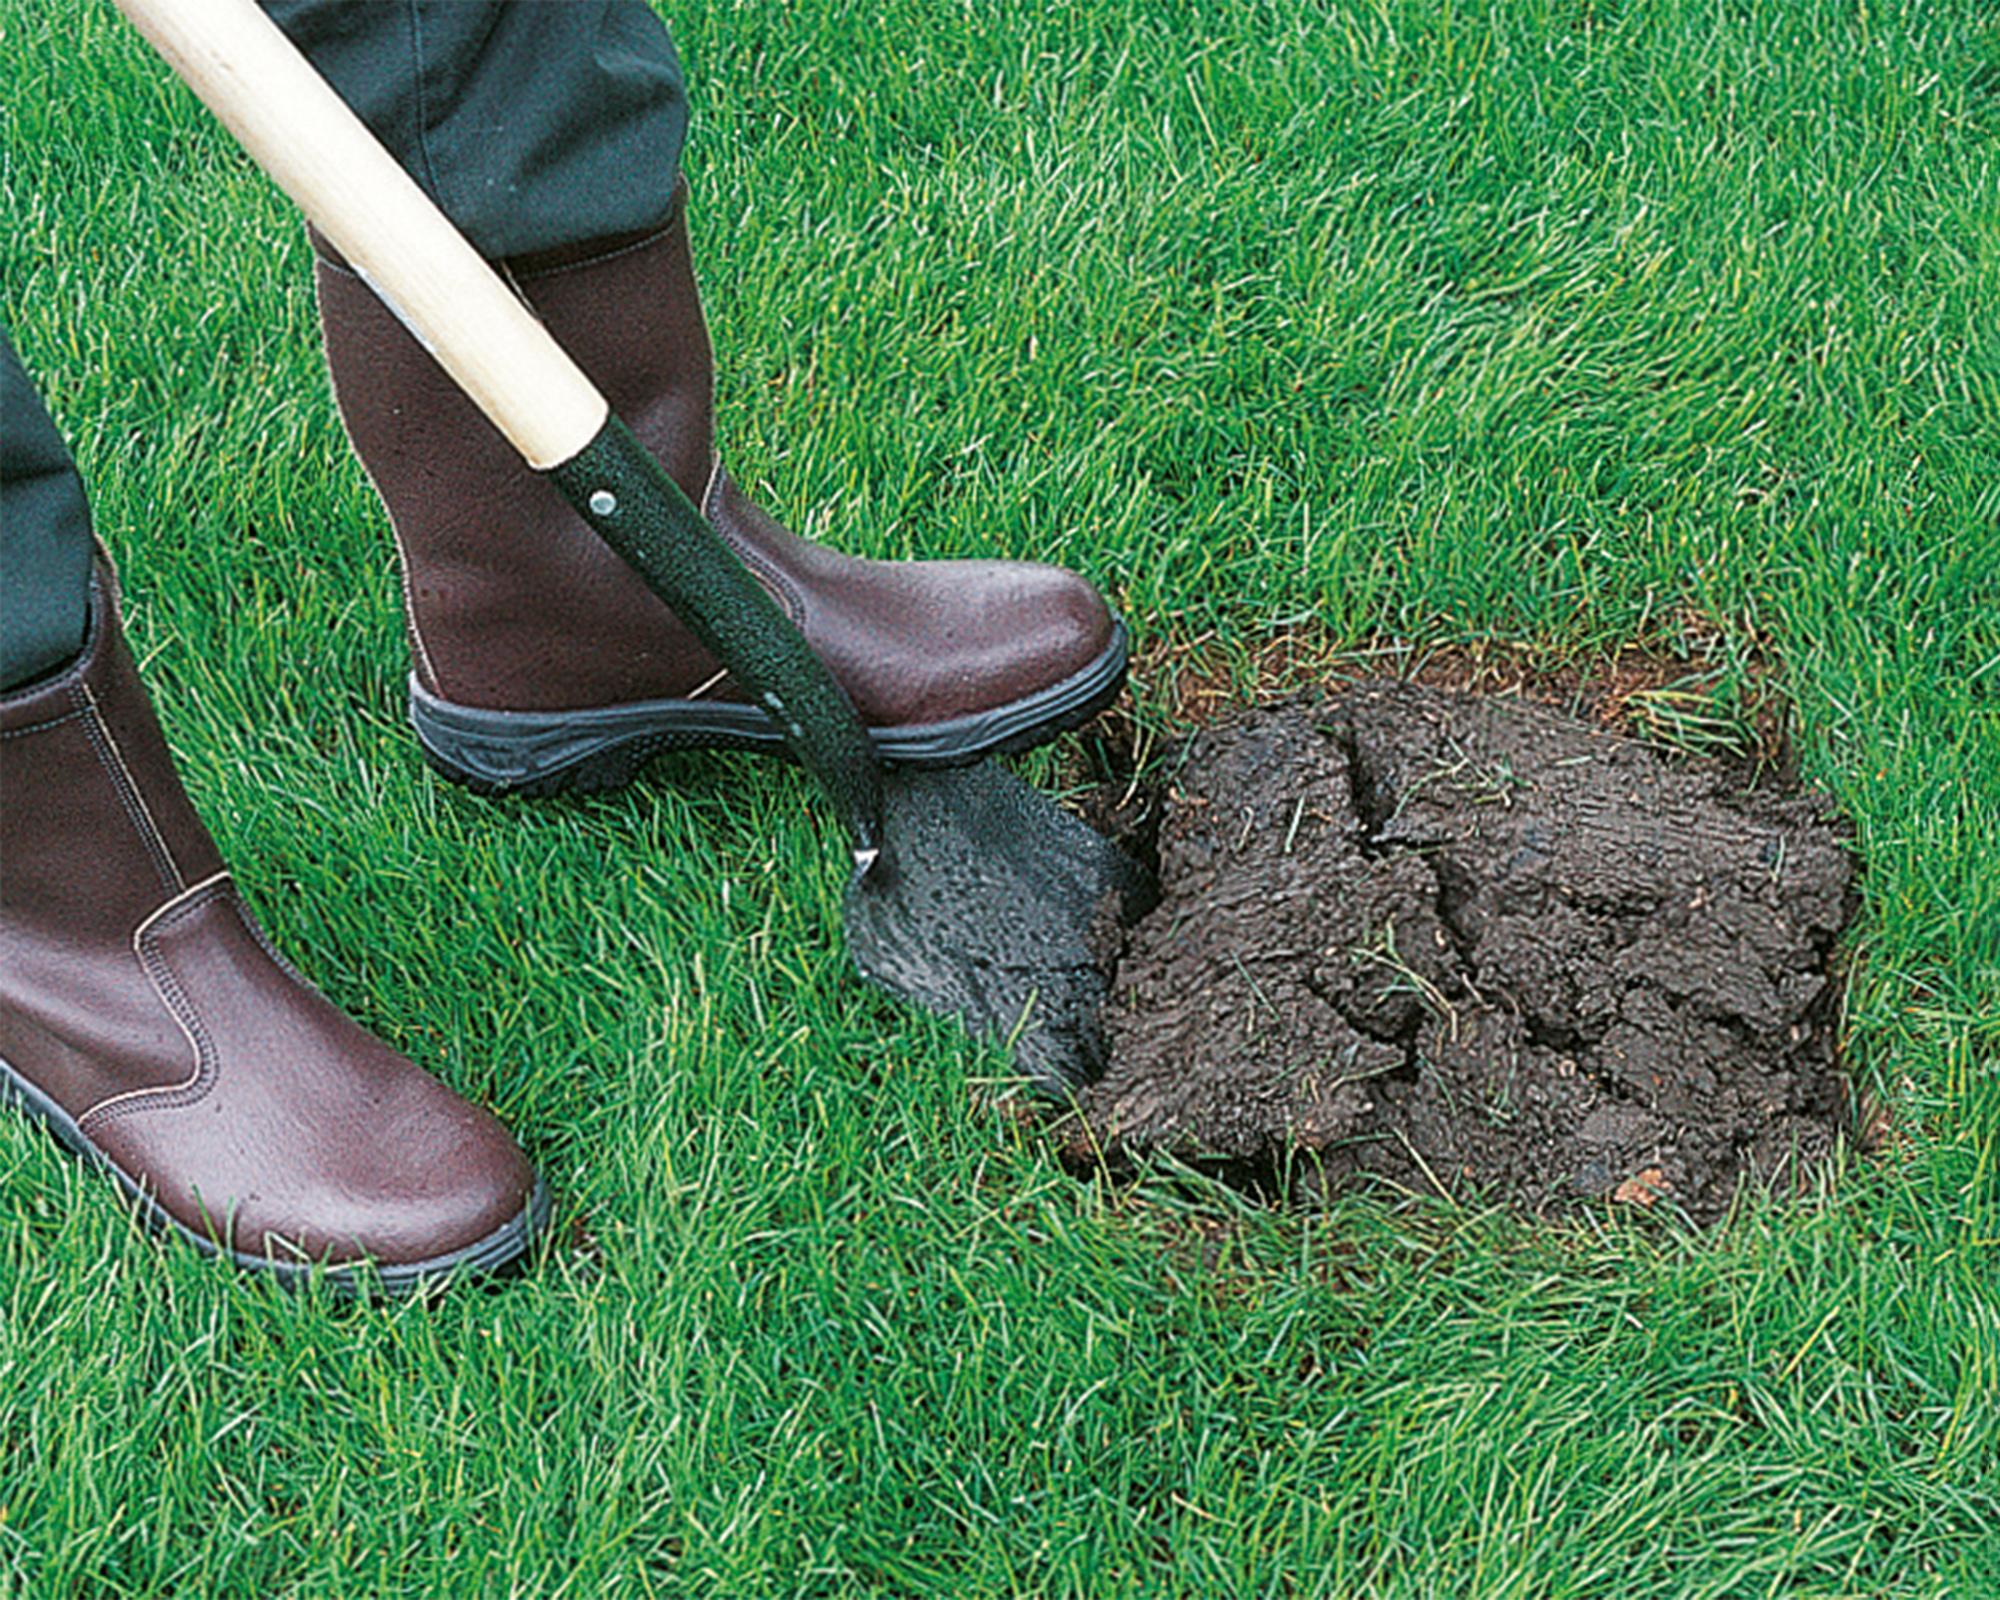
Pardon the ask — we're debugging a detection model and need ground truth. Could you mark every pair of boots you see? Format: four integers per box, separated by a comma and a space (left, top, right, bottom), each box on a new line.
0, 189, 1125, 1290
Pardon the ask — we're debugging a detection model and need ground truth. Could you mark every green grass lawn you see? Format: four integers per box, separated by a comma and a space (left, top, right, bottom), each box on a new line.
5, 0, 1998, 1593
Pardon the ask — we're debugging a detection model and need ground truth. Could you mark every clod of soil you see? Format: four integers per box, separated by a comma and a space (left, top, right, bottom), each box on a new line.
1066, 682, 1857, 1224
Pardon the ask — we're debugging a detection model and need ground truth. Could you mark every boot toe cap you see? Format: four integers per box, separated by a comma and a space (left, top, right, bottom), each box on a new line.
88, 1080, 544, 1283
76, 883, 548, 1287
834, 557, 1120, 729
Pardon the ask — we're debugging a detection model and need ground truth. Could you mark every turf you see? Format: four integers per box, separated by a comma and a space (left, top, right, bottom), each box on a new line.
4, 0, 1998, 1593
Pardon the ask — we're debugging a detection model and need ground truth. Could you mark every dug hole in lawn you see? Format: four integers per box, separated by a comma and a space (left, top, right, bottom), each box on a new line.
1056, 681, 1859, 1225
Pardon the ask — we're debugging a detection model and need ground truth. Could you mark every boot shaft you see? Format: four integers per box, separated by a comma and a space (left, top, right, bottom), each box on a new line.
0, 566, 225, 925
0, 567, 229, 1111
313, 188, 726, 713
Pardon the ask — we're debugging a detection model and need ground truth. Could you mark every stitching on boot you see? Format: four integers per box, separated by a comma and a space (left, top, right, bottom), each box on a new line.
233, 895, 327, 995
305, 298, 443, 695
0, 703, 89, 742
385, 515, 442, 692
706, 462, 808, 626
509, 226, 676, 284
77, 873, 236, 1130
78, 681, 185, 896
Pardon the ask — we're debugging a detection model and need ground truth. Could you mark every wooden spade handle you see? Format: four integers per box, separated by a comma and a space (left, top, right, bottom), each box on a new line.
115, 0, 608, 470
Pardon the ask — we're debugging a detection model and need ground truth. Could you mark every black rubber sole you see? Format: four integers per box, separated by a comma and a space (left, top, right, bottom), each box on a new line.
412, 622, 1131, 798
0, 1052, 551, 1296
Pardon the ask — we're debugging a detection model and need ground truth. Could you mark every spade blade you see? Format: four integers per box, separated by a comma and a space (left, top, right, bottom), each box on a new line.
844, 760, 1159, 1092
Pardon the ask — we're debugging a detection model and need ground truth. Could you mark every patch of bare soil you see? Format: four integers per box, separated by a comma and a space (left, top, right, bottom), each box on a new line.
1063, 682, 1857, 1224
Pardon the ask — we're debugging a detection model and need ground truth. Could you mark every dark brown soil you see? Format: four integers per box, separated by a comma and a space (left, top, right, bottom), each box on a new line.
1062, 682, 1858, 1224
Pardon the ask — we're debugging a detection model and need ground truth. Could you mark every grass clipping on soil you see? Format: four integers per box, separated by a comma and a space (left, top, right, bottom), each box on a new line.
1065, 683, 1857, 1225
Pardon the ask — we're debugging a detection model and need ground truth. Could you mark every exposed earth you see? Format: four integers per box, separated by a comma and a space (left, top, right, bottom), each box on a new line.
1062, 682, 1858, 1225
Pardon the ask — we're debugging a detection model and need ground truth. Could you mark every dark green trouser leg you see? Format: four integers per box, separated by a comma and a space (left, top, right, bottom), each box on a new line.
0, 330, 92, 694
260, 0, 691, 259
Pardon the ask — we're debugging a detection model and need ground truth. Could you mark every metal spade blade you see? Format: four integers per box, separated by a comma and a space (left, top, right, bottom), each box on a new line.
845, 761, 1159, 1091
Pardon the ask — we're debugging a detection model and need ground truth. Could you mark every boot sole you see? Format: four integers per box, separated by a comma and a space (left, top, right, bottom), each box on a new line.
412, 622, 1131, 798
0, 1051, 551, 1296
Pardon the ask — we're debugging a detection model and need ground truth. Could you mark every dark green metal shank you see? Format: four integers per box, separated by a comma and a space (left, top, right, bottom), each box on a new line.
544, 416, 885, 862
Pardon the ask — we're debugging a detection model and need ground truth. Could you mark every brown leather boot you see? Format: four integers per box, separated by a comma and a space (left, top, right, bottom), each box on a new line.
0, 562, 548, 1290
313, 182, 1128, 796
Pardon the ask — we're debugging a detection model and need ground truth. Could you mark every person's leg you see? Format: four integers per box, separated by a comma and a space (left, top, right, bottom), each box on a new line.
0, 331, 92, 692
258, 0, 688, 258
0, 327, 547, 1288
269, 1, 1127, 795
